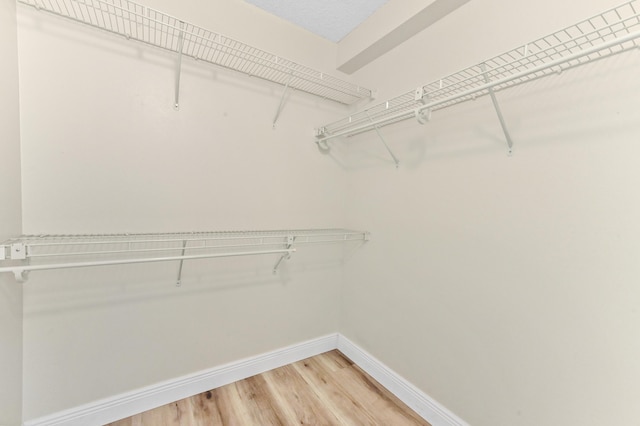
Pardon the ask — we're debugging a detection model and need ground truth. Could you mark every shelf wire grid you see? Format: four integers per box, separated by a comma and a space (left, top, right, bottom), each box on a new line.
1, 229, 369, 264
18, 0, 373, 105
316, 0, 640, 140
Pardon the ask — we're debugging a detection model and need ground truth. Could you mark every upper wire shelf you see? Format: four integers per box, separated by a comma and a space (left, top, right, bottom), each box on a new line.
316, 0, 640, 141
0, 229, 370, 282
18, 0, 373, 105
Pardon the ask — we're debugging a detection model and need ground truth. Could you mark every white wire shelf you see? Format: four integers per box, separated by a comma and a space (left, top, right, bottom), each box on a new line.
18, 0, 373, 106
315, 0, 640, 142
0, 229, 370, 282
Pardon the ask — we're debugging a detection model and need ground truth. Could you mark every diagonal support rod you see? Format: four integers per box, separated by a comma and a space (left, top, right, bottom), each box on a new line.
273, 73, 293, 128
174, 21, 185, 110
365, 111, 400, 168
273, 236, 295, 274
176, 240, 187, 287
481, 63, 514, 155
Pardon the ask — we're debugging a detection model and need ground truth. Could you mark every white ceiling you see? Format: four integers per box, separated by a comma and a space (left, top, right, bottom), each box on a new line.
244, 0, 390, 43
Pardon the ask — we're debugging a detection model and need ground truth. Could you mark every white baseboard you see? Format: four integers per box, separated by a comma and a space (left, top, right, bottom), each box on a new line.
24, 334, 339, 426
25, 333, 467, 426
336, 334, 469, 426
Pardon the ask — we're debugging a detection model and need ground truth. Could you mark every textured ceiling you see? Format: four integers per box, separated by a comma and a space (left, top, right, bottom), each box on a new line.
244, 0, 390, 43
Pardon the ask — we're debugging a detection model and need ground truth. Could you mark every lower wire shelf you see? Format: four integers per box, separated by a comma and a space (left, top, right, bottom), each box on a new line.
0, 229, 370, 283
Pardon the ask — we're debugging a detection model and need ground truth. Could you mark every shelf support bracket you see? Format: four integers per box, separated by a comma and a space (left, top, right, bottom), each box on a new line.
174, 21, 185, 111
273, 236, 295, 274
273, 73, 293, 128
176, 240, 187, 287
13, 270, 28, 283
414, 88, 431, 124
365, 111, 400, 169
481, 63, 514, 155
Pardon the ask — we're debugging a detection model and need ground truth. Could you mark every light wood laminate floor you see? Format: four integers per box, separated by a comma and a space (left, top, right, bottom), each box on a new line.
107, 350, 431, 426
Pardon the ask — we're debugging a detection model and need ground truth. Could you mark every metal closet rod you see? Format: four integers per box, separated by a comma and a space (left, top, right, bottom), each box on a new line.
0, 249, 295, 283
25, 238, 358, 259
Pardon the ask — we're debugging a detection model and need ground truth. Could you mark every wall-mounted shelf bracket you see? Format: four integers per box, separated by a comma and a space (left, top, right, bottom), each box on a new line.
10, 243, 27, 260
173, 21, 185, 111
365, 111, 400, 169
4, 244, 29, 282
272, 236, 295, 274
481, 63, 514, 156
415, 108, 431, 124
315, 128, 331, 153
176, 240, 187, 287
414, 88, 432, 124
13, 270, 29, 283
273, 72, 293, 128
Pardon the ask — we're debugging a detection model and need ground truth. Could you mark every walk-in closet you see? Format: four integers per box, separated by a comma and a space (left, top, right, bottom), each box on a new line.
2, 0, 639, 425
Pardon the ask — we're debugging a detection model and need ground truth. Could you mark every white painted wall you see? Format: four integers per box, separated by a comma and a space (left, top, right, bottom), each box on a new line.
341, 0, 640, 425
0, 0, 23, 424
16, 0, 351, 420
16, 0, 640, 423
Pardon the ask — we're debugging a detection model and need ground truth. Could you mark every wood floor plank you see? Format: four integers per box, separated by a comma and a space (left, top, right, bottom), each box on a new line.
335, 362, 431, 426
232, 374, 287, 425
106, 350, 431, 426
136, 403, 167, 425
262, 364, 341, 425
191, 390, 223, 425
209, 379, 251, 426
351, 364, 430, 425
315, 349, 353, 372
292, 356, 380, 426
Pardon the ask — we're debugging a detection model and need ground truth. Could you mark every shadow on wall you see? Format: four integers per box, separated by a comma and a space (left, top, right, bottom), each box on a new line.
19, 242, 362, 316
319, 101, 511, 172
0, 275, 23, 318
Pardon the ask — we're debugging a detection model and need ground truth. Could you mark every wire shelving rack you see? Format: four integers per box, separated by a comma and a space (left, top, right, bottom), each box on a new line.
17, 0, 373, 106
315, 0, 640, 143
0, 229, 370, 282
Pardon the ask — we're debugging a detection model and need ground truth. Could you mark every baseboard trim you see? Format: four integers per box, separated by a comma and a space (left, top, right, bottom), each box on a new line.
25, 333, 467, 426
24, 334, 339, 426
336, 334, 469, 426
